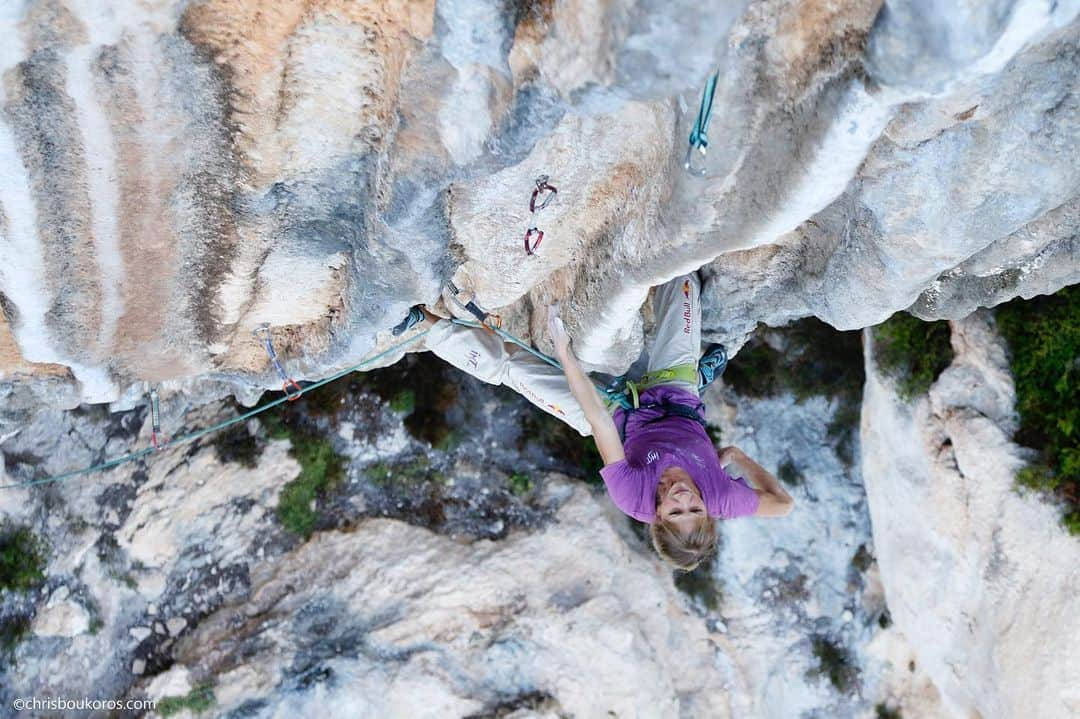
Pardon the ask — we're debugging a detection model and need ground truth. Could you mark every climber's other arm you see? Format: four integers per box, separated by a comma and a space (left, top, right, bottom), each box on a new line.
719, 446, 795, 517
548, 308, 625, 465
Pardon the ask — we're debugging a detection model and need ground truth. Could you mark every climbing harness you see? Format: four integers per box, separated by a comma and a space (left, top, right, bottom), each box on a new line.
253, 323, 304, 400
148, 387, 167, 450
524, 175, 557, 256
0, 328, 433, 491
616, 397, 709, 442
684, 71, 719, 176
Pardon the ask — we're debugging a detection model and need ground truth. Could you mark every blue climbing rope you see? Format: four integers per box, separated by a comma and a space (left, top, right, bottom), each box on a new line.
684, 70, 719, 176
0, 328, 432, 491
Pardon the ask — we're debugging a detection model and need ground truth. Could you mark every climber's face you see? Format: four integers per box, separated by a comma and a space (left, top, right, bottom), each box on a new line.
656, 466, 706, 529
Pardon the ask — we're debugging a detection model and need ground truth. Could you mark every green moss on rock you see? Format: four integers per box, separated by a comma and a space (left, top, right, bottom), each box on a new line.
262, 414, 345, 539
872, 312, 953, 400
808, 635, 859, 694
996, 285, 1080, 535
0, 522, 47, 592
158, 684, 216, 717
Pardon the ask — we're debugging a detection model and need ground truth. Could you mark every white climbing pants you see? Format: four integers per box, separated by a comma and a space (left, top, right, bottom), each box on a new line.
425, 273, 702, 437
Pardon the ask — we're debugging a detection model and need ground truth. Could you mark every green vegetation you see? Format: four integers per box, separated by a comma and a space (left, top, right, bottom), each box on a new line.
519, 410, 603, 482
0, 522, 47, 592
364, 455, 445, 487
211, 422, 261, 468
723, 318, 864, 463
507, 472, 534, 496
673, 565, 722, 613
363, 354, 459, 448
724, 318, 864, 403
995, 285, 1080, 534
872, 312, 953, 400
777, 458, 802, 486
0, 615, 30, 664
808, 635, 859, 694
851, 544, 873, 573
389, 389, 416, 414
262, 414, 345, 539
157, 684, 216, 717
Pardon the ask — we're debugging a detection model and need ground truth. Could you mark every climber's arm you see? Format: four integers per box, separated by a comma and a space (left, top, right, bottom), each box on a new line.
548, 309, 625, 465
557, 344, 625, 465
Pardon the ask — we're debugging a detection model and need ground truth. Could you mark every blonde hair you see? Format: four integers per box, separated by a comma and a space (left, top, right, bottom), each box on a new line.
649, 516, 717, 571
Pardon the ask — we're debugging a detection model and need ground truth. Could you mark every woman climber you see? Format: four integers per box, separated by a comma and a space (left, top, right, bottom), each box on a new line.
393, 273, 794, 570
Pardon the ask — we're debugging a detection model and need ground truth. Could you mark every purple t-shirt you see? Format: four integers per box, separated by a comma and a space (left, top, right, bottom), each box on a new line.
600, 385, 760, 523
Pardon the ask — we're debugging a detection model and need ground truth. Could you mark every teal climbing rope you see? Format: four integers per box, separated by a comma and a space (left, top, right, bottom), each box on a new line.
0, 328, 432, 491
684, 70, 719, 176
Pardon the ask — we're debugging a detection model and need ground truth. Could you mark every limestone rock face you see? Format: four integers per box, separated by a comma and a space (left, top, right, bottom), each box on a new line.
860, 311, 1080, 719
169, 484, 732, 718
0, 0, 1076, 404
31, 587, 89, 638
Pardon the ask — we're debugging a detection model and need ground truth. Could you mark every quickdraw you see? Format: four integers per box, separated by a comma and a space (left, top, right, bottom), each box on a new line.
524, 175, 557, 255
446, 281, 502, 330
253, 323, 304, 400
148, 387, 167, 450
684, 71, 719, 176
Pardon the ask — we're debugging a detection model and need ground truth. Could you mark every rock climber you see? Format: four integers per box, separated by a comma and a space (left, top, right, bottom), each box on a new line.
393, 273, 794, 570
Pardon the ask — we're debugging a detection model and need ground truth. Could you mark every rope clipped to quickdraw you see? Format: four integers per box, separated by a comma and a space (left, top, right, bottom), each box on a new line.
684, 71, 719, 176
525, 175, 557, 255
445, 281, 502, 331
253, 323, 304, 400
148, 387, 167, 450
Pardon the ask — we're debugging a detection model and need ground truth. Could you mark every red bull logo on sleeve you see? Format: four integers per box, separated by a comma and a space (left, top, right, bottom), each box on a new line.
521, 384, 566, 416
682, 279, 693, 334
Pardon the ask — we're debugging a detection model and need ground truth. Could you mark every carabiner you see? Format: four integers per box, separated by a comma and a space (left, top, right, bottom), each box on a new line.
283, 378, 304, 401
683, 144, 708, 177
149, 387, 168, 450
524, 227, 544, 255
530, 175, 558, 213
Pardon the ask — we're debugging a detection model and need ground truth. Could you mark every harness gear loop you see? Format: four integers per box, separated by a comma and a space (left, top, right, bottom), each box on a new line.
684, 71, 719, 176
530, 175, 558, 212
636, 363, 699, 391
524, 227, 544, 255
149, 387, 167, 450
253, 323, 305, 401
